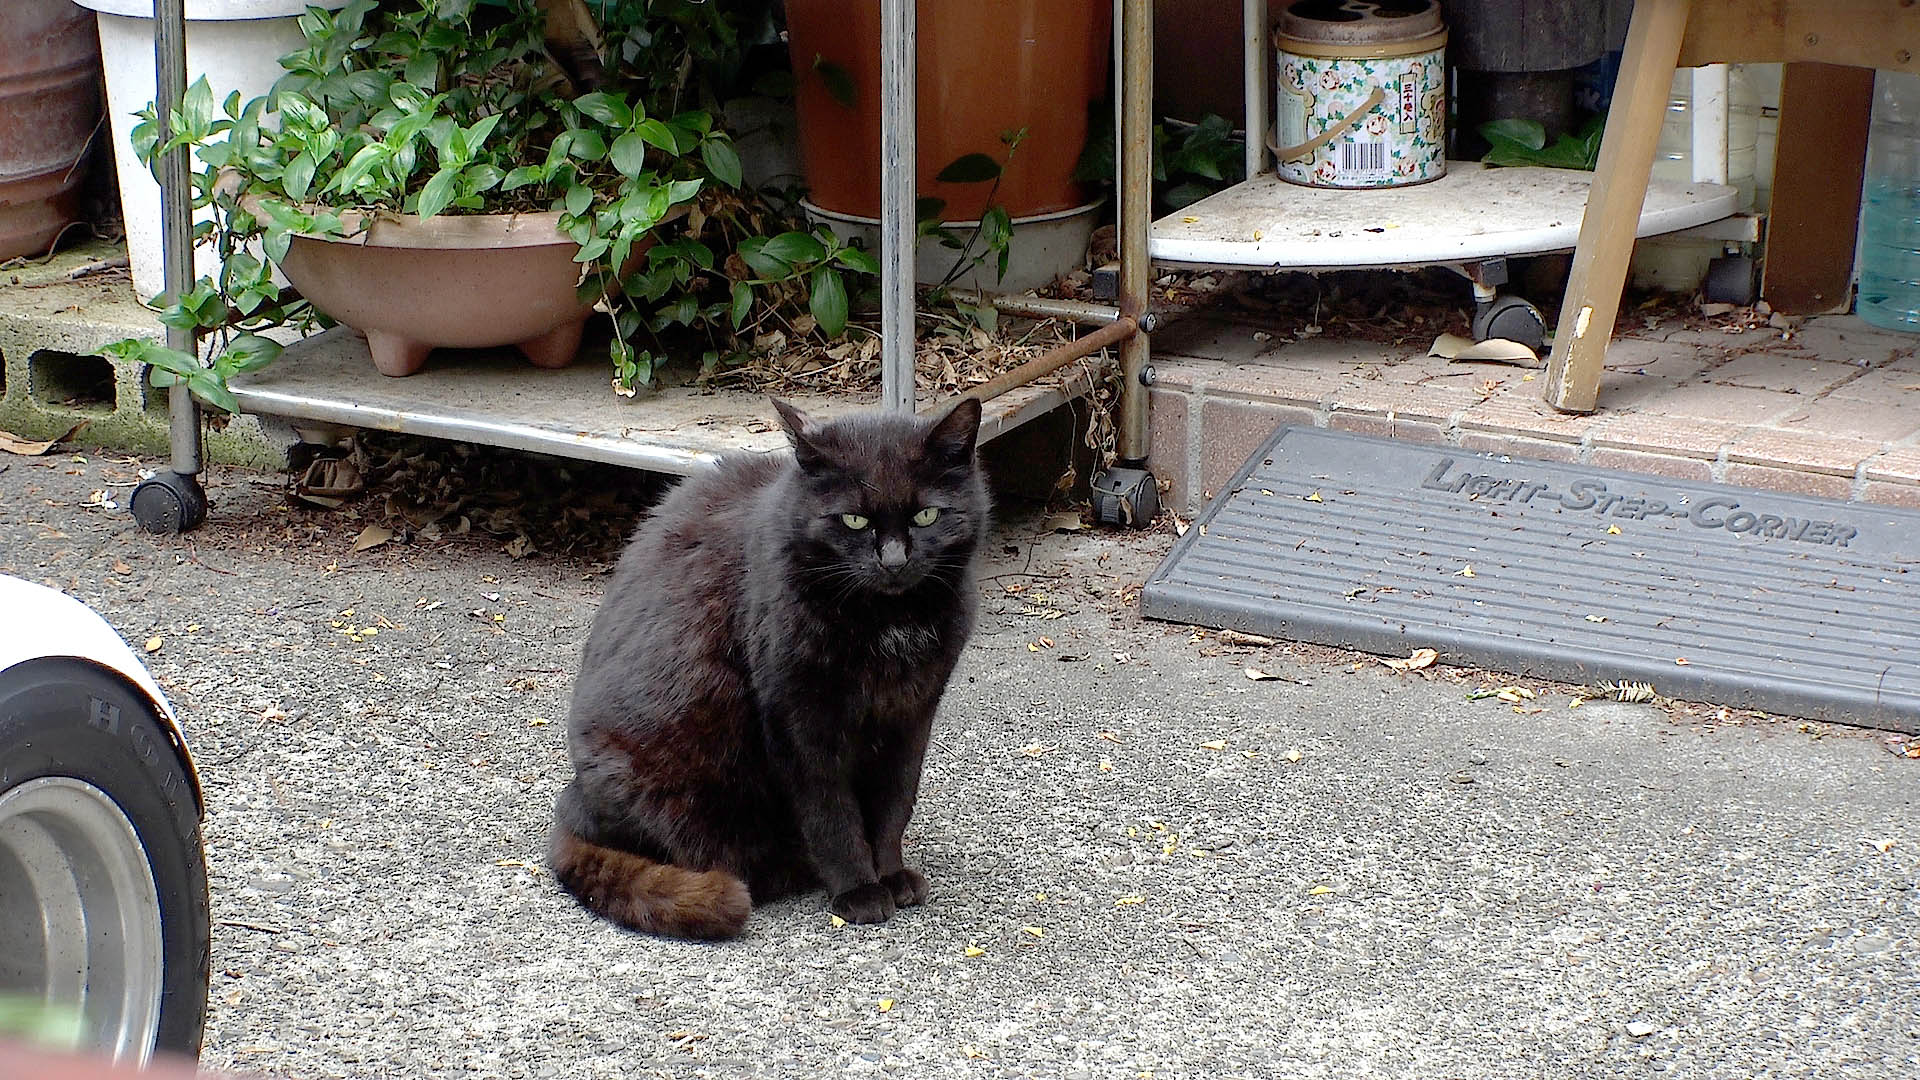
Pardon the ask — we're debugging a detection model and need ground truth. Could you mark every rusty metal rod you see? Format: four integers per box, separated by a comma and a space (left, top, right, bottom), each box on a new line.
926, 316, 1138, 416
948, 291, 1124, 326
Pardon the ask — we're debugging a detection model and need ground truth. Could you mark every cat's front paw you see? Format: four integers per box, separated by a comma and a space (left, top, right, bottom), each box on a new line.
829, 882, 897, 924
880, 867, 929, 907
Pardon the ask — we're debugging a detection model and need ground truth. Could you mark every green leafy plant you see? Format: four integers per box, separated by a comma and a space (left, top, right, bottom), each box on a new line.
915, 128, 1028, 315
103, 0, 870, 407
1075, 109, 1246, 213
1478, 115, 1607, 171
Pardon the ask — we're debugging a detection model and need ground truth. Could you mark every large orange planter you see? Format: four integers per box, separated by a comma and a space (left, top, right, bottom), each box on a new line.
785, 0, 1112, 221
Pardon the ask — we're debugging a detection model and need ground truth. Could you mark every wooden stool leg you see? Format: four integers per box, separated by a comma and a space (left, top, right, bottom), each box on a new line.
1543, 0, 1693, 414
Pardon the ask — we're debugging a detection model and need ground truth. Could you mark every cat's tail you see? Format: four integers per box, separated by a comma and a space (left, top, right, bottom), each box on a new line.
549, 786, 751, 940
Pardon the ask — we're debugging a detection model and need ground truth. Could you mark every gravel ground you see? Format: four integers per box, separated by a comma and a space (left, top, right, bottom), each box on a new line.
3, 447, 1917, 1079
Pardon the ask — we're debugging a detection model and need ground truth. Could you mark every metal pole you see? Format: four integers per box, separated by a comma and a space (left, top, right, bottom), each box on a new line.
1690, 64, 1730, 187
1244, 0, 1268, 180
1115, 0, 1153, 464
155, 0, 203, 476
878, 0, 916, 412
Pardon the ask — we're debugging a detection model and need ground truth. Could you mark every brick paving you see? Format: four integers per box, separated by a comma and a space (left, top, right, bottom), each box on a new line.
1145, 312, 1920, 516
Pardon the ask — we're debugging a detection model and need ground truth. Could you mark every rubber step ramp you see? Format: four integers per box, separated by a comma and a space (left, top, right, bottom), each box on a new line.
1142, 427, 1920, 731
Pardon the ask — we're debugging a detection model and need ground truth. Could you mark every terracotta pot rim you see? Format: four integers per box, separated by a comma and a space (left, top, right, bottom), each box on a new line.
800, 196, 1106, 231
295, 208, 575, 251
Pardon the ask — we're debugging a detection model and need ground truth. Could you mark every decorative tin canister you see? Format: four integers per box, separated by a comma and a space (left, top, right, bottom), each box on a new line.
1272, 0, 1447, 189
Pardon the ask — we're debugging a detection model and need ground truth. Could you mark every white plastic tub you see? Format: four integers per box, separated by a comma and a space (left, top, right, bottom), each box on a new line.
74, 2, 343, 302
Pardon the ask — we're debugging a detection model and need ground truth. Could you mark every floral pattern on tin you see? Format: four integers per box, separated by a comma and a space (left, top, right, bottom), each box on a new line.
1276, 47, 1446, 188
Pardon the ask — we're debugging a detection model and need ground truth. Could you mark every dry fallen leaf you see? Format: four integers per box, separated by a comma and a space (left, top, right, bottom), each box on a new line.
1245, 666, 1283, 681
964, 944, 986, 957
1200, 739, 1227, 751
1606, 525, 1622, 535
1304, 491, 1324, 503
351, 525, 394, 552
1021, 926, 1044, 938
1041, 511, 1088, 532
143, 636, 162, 654
1308, 885, 1335, 896
829, 915, 847, 928
1114, 895, 1144, 906
1019, 742, 1058, 757
1383, 647, 1438, 672
877, 999, 895, 1013
0, 421, 87, 456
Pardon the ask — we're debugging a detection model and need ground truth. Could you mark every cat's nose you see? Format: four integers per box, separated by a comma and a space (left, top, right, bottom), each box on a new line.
879, 537, 909, 570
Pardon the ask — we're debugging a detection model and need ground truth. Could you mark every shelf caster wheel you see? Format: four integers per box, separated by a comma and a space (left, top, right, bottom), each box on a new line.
1090, 466, 1160, 529
1703, 255, 1759, 306
1471, 294, 1547, 354
130, 471, 207, 535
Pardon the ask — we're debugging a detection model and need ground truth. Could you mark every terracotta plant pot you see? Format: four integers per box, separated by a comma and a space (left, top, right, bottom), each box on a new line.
784, 0, 1112, 221
276, 211, 629, 377
0, 0, 102, 260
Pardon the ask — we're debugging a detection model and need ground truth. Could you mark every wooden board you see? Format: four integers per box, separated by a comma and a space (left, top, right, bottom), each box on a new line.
1759, 62, 1876, 316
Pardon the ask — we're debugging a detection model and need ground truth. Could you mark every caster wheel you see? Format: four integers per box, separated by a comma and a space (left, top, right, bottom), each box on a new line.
130, 471, 207, 535
1703, 255, 1759, 306
1090, 466, 1160, 528
1471, 294, 1548, 354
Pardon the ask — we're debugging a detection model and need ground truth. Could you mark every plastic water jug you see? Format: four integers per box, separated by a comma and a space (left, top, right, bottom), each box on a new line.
1859, 71, 1920, 333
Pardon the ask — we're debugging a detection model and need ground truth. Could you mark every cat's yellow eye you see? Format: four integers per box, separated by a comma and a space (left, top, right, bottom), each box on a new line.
840, 513, 871, 530
911, 507, 940, 527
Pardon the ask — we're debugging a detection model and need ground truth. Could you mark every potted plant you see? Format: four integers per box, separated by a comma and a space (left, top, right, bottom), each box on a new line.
782, 0, 1112, 293
103, 0, 878, 404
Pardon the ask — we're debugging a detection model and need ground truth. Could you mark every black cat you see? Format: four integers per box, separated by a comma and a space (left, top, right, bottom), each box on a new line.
551, 397, 989, 938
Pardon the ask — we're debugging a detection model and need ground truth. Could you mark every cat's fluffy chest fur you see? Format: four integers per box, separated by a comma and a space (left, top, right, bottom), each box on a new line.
551, 398, 988, 939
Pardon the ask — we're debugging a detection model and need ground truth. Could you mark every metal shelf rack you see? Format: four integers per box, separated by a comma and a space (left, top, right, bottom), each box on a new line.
130, 0, 1160, 532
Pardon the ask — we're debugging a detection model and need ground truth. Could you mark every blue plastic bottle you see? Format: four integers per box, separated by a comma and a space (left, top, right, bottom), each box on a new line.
1859, 72, 1920, 332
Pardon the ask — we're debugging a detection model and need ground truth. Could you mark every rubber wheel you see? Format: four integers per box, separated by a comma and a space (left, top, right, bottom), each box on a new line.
0, 658, 209, 1062
1703, 255, 1759, 306
1471, 294, 1548, 354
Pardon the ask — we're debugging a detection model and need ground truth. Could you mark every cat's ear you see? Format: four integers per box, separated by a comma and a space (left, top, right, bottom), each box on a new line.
924, 397, 982, 464
772, 397, 828, 469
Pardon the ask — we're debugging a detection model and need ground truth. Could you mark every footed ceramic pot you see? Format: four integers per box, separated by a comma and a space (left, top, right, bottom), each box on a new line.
277, 210, 626, 377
